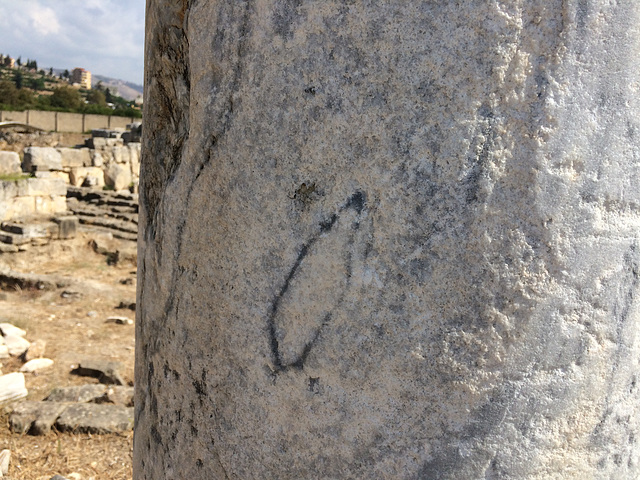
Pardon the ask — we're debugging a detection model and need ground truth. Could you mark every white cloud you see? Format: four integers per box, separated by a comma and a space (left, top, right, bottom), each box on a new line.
28, 6, 61, 35
0, 1, 145, 84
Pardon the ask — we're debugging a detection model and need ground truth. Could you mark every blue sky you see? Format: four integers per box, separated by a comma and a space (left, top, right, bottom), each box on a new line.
0, 1, 145, 85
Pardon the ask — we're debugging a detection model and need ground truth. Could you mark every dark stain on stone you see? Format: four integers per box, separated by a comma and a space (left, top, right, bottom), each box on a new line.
268, 191, 367, 373
308, 377, 320, 393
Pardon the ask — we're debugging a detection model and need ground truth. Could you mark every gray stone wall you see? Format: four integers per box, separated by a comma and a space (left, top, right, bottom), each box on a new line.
136, 2, 640, 478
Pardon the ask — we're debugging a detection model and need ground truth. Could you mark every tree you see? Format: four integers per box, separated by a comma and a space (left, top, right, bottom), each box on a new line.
0, 80, 18, 105
0, 80, 34, 108
63, 69, 69, 80
16, 56, 21, 66
105, 88, 114, 104
50, 86, 82, 110
86, 89, 106, 107
48, 67, 53, 76
29, 77, 45, 91
13, 71, 23, 89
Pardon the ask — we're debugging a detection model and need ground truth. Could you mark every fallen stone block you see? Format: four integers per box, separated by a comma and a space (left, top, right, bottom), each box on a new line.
0, 267, 72, 291
0, 323, 26, 337
94, 386, 134, 407
45, 384, 107, 403
55, 403, 134, 434
71, 358, 125, 385
20, 358, 54, 373
22, 338, 46, 361
10, 401, 67, 435
53, 216, 78, 239
3, 335, 30, 357
0, 372, 27, 403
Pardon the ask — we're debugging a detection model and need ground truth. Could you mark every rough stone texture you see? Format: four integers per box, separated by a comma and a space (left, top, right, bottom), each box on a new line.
72, 358, 125, 385
69, 167, 105, 188
104, 162, 132, 191
22, 147, 63, 172
57, 147, 91, 168
0, 373, 27, 403
0, 178, 67, 221
45, 385, 107, 403
10, 401, 68, 435
136, 2, 640, 479
55, 403, 134, 434
0, 152, 21, 176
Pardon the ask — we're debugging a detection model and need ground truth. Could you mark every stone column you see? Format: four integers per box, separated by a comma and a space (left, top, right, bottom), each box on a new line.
136, 2, 640, 478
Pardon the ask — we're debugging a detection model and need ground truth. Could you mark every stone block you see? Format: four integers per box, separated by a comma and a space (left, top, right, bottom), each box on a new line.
69, 167, 105, 188
53, 216, 78, 239
45, 385, 107, 403
0, 197, 35, 221
91, 151, 104, 167
55, 403, 134, 434
112, 146, 131, 164
105, 162, 132, 191
129, 144, 140, 176
0, 372, 27, 403
89, 137, 107, 149
17, 178, 67, 197
10, 401, 67, 435
0, 152, 21, 176
0, 181, 19, 202
57, 147, 91, 168
91, 129, 110, 138
22, 147, 62, 172
33, 195, 67, 216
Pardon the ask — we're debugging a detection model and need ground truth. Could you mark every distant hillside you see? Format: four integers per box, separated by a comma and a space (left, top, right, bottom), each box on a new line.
92, 75, 143, 101
50, 69, 143, 101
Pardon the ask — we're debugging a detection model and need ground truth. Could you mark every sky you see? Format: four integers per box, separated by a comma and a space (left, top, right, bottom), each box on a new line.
0, 0, 145, 85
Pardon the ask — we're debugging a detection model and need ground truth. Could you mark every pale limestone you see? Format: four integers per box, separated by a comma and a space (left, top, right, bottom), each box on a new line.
0, 152, 21, 176
57, 147, 91, 168
22, 147, 62, 172
69, 167, 105, 188
136, 2, 640, 479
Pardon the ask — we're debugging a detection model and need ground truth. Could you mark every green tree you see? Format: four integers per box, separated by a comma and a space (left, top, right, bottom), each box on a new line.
86, 89, 106, 107
105, 87, 114, 103
29, 77, 45, 91
13, 71, 23, 89
63, 69, 69, 79
0, 80, 34, 108
49, 67, 53, 76
50, 86, 82, 110
0, 80, 18, 106
16, 56, 21, 66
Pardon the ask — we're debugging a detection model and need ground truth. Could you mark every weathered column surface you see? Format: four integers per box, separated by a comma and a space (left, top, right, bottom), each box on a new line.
136, 2, 640, 478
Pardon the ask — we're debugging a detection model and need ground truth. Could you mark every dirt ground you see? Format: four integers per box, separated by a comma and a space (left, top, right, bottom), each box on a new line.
0, 233, 137, 480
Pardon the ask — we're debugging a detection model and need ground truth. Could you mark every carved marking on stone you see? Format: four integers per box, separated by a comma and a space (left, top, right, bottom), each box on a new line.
268, 191, 366, 373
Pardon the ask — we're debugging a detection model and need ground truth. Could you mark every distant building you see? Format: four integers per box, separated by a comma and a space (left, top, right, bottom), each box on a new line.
71, 67, 91, 89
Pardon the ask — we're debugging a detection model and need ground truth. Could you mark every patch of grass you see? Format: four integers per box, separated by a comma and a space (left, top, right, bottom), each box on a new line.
0, 173, 29, 182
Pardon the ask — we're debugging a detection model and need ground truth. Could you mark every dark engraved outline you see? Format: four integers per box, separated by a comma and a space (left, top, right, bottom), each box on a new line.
268, 191, 366, 373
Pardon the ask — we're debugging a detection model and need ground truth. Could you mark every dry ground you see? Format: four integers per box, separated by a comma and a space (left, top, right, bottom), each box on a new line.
0, 233, 136, 479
